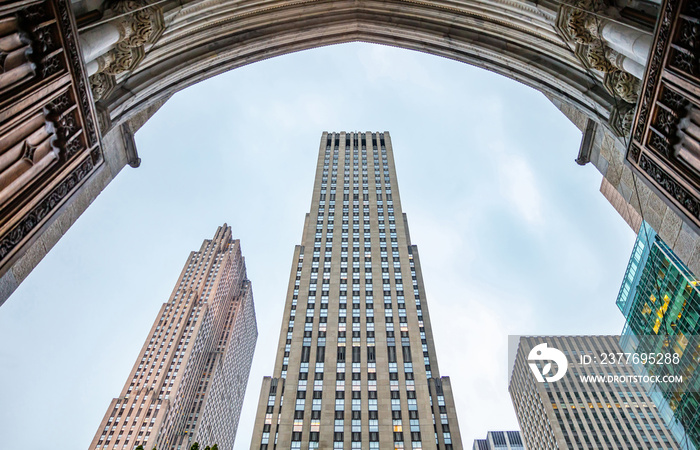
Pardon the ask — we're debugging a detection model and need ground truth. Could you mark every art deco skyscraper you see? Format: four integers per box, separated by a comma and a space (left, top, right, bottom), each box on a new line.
250, 132, 462, 450
89, 225, 257, 450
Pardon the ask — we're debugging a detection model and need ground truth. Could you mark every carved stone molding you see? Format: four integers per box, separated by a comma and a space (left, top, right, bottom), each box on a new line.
626, 0, 700, 234
586, 41, 615, 72
94, 101, 112, 133
0, 0, 103, 278
112, 0, 162, 48
574, 41, 641, 109
610, 102, 636, 136
0, 157, 94, 262
100, 42, 144, 75
639, 153, 700, 218
604, 69, 640, 103
558, 1, 642, 116
605, 48, 628, 71
58, 0, 99, 148
574, 41, 626, 74
568, 9, 594, 43
86, 0, 163, 100
90, 72, 116, 101
557, 0, 616, 43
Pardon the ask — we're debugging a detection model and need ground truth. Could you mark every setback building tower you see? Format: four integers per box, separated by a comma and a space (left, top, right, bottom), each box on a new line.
89, 225, 257, 450
250, 131, 463, 450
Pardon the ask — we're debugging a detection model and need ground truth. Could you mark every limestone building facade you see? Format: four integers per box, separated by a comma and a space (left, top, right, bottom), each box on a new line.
249, 132, 462, 450
88, 225, 257, 450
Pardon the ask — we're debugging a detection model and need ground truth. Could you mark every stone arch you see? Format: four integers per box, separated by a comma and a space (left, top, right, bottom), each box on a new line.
95, 0, 621, 132
5, 0, 700, 307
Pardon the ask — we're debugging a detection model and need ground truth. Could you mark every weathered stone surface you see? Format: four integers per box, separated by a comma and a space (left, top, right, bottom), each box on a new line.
11, 233, 50, 283
619, 179, 633, 203
4, 162, 118, 295
0, 270, 17, 308
658, 209, 683, 247
673, 222, 700, 265
102, 126, 130, 178
589, 133, 603, 169
690, 260, 700, 277
40, 219, 65, 255
612, 138, 628, 158
621, 166, 635, 197
644, 209, 664, 233
600, 132, 616, 162
600, 178, 642, 232
637, 180, 653, 204
595, 155, 610, 177
645, 189, 667, 219
605, 159, 623, 187
629, 189, 641, 212
687, 223, 700, 273
545, 93, 589, 131
126, 95, 170, 132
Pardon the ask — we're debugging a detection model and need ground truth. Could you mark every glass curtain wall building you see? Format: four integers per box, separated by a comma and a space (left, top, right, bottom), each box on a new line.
617, 221, 700, 450
250, 132, 462, 450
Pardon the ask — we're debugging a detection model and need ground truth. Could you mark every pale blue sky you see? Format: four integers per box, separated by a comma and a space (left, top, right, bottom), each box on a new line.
0, 43, 634, 449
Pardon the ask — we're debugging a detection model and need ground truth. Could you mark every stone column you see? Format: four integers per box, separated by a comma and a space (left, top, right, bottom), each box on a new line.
619, 54, 645, 78
607, 50, 646, 78
81, 1, 164, 101
600, 21, 653, 65
558, 1, 652, 79
85, 59, 99, 76
79, 22, 121, 63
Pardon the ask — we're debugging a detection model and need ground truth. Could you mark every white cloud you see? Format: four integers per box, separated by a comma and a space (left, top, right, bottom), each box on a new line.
496, 153, 545, 226
428, 279, 536, 439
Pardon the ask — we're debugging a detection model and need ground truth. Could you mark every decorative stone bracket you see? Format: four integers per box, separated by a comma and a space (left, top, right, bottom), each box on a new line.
83, 0, 164, 102
556, 0, 652, 136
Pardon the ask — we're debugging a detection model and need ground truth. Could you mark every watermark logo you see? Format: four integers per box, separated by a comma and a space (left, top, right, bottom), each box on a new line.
528, 343, 568, 383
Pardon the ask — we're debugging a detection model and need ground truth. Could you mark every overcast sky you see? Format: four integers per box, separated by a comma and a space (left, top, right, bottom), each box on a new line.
0, 43, 634, 449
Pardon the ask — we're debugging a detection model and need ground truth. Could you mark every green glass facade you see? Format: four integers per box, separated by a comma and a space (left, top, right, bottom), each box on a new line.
617, 222, 700, 449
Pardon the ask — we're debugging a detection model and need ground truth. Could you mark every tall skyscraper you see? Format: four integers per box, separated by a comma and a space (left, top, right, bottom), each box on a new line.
89, 225, 257, 450
250, 132, 462, 449
616, 221, 700, 450
472, 431, 523, 450
509, 336, 679, 450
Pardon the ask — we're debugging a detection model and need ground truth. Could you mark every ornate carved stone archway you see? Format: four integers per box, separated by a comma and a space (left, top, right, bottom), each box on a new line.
97, 0, 622, 130
1, 0, 698, 306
